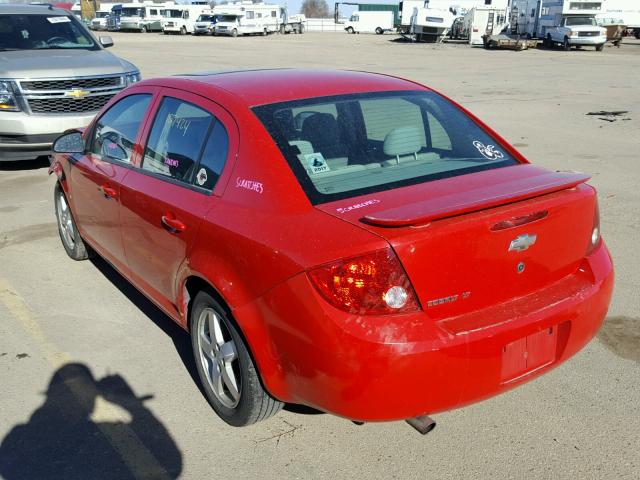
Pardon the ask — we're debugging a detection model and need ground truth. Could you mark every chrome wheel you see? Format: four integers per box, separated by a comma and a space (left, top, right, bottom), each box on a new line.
56, 192, 75, 250
196, 308, 240, 408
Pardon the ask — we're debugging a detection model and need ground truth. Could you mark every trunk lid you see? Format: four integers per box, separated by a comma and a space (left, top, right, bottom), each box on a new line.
316, 164, 596, 319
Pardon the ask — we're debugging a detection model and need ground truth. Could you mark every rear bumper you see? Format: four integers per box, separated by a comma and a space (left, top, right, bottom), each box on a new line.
246, 243, 613, 421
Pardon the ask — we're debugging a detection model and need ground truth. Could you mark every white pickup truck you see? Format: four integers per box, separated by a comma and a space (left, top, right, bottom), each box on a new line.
544, 15, 607, 51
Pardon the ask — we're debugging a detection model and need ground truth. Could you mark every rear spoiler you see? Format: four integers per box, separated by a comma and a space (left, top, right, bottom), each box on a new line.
361, 169, 591, 227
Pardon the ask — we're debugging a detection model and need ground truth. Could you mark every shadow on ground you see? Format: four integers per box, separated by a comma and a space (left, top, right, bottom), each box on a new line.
89, 255, 325, 418
598, 316, 640, 363
0, 157, 50, 171
0, 363, 182, 480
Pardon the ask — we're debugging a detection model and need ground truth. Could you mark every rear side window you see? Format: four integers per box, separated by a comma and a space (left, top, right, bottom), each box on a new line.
253, 90, 518, 204
91, 94, 152, 164
142, 97, 229, 190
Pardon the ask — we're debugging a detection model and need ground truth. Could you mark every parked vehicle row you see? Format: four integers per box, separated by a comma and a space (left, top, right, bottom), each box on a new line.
89, 1, 305, 37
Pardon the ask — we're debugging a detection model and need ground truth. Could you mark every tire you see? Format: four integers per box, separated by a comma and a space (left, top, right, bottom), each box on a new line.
545, 34, 552, 48
563, 36, 570, 51
231, 28, 238, 37
299, 23, 304, 34
346, 26, 354, 34
54, 183, 90, 261
180, 26, 187, 35
375, 27, 383, 35
190, 291, 283, 426
596, 43, 604, 52
279, 24, 285, 34
140, 25, 147, 33
262, 28, 267, 36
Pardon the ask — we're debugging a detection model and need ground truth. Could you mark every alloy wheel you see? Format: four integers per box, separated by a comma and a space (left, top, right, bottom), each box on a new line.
196, 308, 241, 408
56, 192, 75, 250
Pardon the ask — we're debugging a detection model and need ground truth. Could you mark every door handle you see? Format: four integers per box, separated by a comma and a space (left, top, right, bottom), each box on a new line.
161, 214, 186, 234
100, 184, 118, 199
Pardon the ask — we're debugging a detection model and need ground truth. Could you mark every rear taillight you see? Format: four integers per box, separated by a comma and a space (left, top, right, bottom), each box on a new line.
307, 248, 421, 315
586, 199, 601, 255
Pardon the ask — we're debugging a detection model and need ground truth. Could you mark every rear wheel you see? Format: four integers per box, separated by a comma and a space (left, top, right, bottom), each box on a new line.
279, 24, 285, 34
54, 184, 90, 261
262, 28, 267, 36
190, 291, 283, 426
545, 34, 552, 48
375, 27, 383, 35
299, 23, 304, 34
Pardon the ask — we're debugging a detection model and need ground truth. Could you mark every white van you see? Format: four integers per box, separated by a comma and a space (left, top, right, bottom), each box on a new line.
119, 2, 172, 32
161, 4, 209, 34
214, 2, 280, 36
344, 10, 394, 34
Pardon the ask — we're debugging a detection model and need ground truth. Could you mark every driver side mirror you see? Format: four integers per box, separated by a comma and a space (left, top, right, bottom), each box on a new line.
53, 131, 85, 154
99, 36, 114, 48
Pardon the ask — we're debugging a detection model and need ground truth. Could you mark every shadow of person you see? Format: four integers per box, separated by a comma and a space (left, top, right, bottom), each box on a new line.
0, 363, 182, 480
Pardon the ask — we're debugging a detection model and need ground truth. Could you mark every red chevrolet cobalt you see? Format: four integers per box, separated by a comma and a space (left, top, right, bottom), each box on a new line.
50, 70, 613, 430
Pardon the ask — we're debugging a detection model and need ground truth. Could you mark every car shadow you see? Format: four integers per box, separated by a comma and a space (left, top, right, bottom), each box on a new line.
0, 363, 182, 480
88, 256, 325, 417
0, 156, 50, 171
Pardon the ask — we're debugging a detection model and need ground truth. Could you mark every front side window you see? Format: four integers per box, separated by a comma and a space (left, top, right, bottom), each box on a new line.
0, 14, 98, 50
246, 11, 254, 19
142, 97, 229, 190
253, 90, 519, 204
91, 94, 152, 164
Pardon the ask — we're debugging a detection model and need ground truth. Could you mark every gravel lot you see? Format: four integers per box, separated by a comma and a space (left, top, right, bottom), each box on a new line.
1, 32, 639, 479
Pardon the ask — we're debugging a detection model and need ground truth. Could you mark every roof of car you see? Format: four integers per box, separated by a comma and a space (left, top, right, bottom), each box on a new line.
0, 4, 71, 15
169, 69, 428, 107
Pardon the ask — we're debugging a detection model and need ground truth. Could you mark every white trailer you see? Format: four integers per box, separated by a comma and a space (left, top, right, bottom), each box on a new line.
463, 4, 509, 45
344, 10, 394, 34
161, 4, 210, 34
597, 0, 640, 37
214, 2, 280, 36
118, 1, 175, 32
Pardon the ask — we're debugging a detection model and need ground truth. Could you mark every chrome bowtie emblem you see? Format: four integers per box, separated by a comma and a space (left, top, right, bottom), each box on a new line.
509, 233, 537, 252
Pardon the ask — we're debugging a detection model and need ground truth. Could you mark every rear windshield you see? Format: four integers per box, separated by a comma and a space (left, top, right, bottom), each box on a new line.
253, 90, 519, 204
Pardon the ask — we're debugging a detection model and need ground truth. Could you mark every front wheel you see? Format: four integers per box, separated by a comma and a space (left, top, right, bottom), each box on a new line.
279, 24, 285, 34
190, 291, 283, 426
596, 43, 604, 52
180, 26, 187, 35
563, 37, 570, 51
231, 28, 238, 37
375, 27, 383, 35
54, 184, 90, 261
140, 24, 147, 33
262, 28, 267, 36
346, 26, 354, 34
299, 23, 304, 34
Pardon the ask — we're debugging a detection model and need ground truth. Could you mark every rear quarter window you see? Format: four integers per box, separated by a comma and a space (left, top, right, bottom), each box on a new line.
253, 90, 519, 204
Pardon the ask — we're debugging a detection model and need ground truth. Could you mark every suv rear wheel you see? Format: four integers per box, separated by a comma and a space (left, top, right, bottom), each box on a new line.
190, 291, 283, 426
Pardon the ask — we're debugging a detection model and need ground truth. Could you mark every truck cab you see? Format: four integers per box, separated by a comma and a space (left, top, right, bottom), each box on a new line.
161, 5, 207, 34
545, 15, 607, 51
344, 10, 394, 34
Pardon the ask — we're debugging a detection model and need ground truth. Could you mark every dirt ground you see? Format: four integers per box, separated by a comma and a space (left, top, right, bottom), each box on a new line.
1, 32, 639, 479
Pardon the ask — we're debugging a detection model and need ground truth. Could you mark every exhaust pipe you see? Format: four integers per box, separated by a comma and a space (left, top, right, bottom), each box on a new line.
406, 415, 436, 435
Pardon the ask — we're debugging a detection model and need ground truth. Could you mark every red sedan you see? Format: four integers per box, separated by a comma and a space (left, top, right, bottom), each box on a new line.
50, 70, 613, 430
